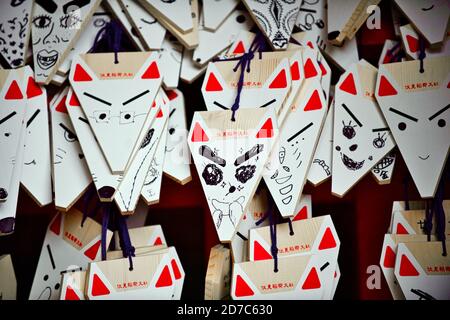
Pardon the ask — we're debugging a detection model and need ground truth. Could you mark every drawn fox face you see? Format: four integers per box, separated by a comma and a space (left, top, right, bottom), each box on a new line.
189, 108, 278, 242
69, 52, 163, 174
376, 57, 450, 198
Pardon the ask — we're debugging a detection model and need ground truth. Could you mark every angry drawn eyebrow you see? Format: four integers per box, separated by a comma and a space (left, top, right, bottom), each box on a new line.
234, 144, 264, 166
59, 123, 78, 140
26, 109, 41, 128
428, 104, 450, 121
342, 103, 362, 127
389, 107, 418, 122
372, 127, 390, 133
199, 145, 226, 167
213, 101, 228, 110
63, 0, 91, 14
83, 92, 112, 106
169, 109, 176, 118
122, 90, 150, 106
78, 117, 89, 124
287, 122, 313, 143
35, 0, 57, 13
46, 244, 56, 270
0, 111, 17, 126
259, 99, 276, 108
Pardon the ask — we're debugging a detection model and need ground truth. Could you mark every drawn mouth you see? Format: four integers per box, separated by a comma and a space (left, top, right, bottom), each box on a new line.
37, 50, 58, 70
418, 154, 430, 160
341, 153, 364, 171
422, 5, 434, 11
373, 157, 394, 170
24, 159, 36, 165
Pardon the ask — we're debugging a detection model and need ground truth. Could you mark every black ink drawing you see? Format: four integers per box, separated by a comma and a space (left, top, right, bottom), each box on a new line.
244, 0, 300, 49
143, 158, 159, 186
37, 244, 60, 300
235, 165, 256, 183
313, 159, 331, 176
297, 0, 325, 32
212, 196, 245, 229
202, 164, 223, 186
410, 288, 436, 300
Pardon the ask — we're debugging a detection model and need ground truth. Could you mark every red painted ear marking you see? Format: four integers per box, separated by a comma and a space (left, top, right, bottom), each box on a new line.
49, 213, 62, 235
155, 265, 173, 287
378, 75, 398, 96
26, 77, 42, 98
304, 90, 322, 111
171, 259, 182, 280
290, 61, 300, 81
269, 69, 287, 88
339, 73, 357, 95
253, 241, 272, 260
141, 61, 160, 79
65, 286, 80, 300
396, 223, 408, 235
166, 90, 178, 101
307, 41, 314, 49
191, 122, 209, 142
233, 41, 245, 54
235, 275, 254, 297
399, 254, 419, 276
293, 206, 308, 221
153, 236, 163, 245
304, 58, 318, 79
447, 82, 450, 89
383, 246, 396, 268
84, 240, 101, 260
205, 72, 223, 91
156, 109, 163, 118
302, 267, 321, 290
256, 118, 274, 138
69, 92, 81, 107
319, 62, 327, 76
406, 35, 419, 53
55, 95, 68, 113
334, 271, 337, 278
318, 227, 337, 250
4, 80, 23, 100
73, 64, 92, 82
92, 274, 110, 296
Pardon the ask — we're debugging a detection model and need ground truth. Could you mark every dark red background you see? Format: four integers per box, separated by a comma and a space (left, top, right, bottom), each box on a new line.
1, 1, 449, 300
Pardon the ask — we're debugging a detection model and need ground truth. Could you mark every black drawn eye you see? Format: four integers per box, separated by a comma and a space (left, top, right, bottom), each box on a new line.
43, 275, 49, 281
398, 122, 406, 131
342, 121, 356, 139
235, 165, 256, 184
4, 132, 10, 137
94, 110, 110, 123
169, 128, 175, 135
236, 15, 246, 23
202, 164, 223, 186
64, 130, 76, 142
54, 283, 60, 290
60, 13, 82, 29
33, 15, 52, 29
349, 144, 358, 152
438, 119, 446, 128
120, 112, 135, 124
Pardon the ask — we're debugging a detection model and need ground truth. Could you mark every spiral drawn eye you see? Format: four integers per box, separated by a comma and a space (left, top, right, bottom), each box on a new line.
64, 130, 76, 142
33, 15, 51, 29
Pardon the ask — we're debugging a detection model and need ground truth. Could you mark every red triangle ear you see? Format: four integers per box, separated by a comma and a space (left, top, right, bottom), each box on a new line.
378, 75, 398, 96
395, 223, 408, 234
65, 286, 80, 300
383, 246, 396, 268
69, 92, 81, 107
235, 275, 254, 297
153, 236, 163, 245
156, 109, 163, 118
4, 80, 23, 100
171, 259, 182, 280
406, 35, 419, 53
304, 90, 322, 111
339, 73, 357, 95
399, 254, 419, 276
290, 61, 300, 81
253, 241, 272, 260
307, 41, 314, 49
302, 267, 321, 289
191, 122, 209, 142
49, 213, 62, 235
269, 69, 287, 89
318, 227, 337, 250
293, 206, 308, 221
233, 41, 245, 54
155, 265, 173, 287
166, 90, 178, 101
205, 72, 223, 91
84, 240, 101, 260
92, 274, 110, 296
141, 61, 160, 79
447, 82, 450, 89
304, 58, 318, 79
55, 95, 68, 113
256, 118, 274, 139
73, 64, 93, 82
319, 62, 327, 76
26, 77, 43, 98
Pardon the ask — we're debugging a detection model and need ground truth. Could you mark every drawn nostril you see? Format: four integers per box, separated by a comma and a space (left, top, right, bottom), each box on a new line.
349, 144, 358, 152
